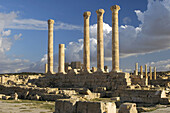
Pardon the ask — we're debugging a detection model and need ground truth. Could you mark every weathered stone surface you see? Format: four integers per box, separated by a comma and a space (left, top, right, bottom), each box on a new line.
118, 103, 138, 113
55, 99, 77, 113
83, 11, 91, 73
58, 44, 66, 74
47, 19, 54, 74
111, 5, 120, 72
55, 100, 116, 113
96, 9, 105, 72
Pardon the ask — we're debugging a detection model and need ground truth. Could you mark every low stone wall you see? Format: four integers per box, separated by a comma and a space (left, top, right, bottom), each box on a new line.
55, 99, 116, 113
0, 85, 72, 101
0, 74, 43, 85
118, 90, 167, 104
35, 72, 131, 90
149, 78, 170, 87
118, 103, 137, 113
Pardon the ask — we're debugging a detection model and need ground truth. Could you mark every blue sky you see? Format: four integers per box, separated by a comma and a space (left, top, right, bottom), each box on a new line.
0, 0, 170, 73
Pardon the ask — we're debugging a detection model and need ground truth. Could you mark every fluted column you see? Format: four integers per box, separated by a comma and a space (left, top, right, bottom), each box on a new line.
145, 64, 148, 86
140, 66, 143, 78
154, 67, 157, 80
47, 19, 54, 74
96, 9, 105, 72
135, 63, 138, 75
83, 11, 91, 73
45, 63, 48, 73
149, 66, 152, 80
58, 44, 65, 74
111, 5, 120, 72
145, 64, 148, 78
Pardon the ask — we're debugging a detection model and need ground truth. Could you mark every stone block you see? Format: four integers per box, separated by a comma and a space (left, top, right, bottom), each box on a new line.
55, 99, 77, 113
2, 95, 11, 100
76, 101, 116, 113
118, 103, 138, 113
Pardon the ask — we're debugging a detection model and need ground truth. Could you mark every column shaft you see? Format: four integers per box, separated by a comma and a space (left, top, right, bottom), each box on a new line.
135, 63, 138, 75
96, 9, 105, 72
154, 67, 157, 80
140, 66, 143, 78
47, 19, 54, 74
111, 5, 120, 72
58, 44, 65, 73
145, 64, 148, 78
83, 11, 91, 72
149, 66, 152, 80
45, 63, 48, 73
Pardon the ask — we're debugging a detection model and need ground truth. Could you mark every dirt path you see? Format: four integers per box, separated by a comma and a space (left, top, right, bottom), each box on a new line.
0, 100, 54, 113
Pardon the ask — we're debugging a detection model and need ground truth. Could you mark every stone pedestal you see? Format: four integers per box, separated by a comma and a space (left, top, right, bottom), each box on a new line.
58, 44, 66, 74
47, 19, 54, 74
83, 11, 91, 73
111, 5, 120, 72
96, 9, 105, 72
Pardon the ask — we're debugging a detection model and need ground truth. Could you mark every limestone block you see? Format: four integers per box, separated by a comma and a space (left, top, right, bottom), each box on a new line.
76, 101, 116, 113
11, 93, 18, 100
78, 88, 92, 95
55, 99, 77, 113
0, 94, 5, 99
118, 103, 138, 113
94, 87, 106, 93
111, 97, 120, 101
68, 69, 78, 75
160, 97, 170, 104
2, 95, 11, 100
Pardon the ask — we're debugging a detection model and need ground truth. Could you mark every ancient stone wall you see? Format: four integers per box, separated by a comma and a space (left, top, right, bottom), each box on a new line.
36, 72, 131, 90
55, 100, 116, 113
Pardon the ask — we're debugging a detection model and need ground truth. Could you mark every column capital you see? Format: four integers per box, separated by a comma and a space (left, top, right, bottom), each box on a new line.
83, 11, 91, 18
48, 19, 54, 24
110, 5, 120, 12
96, 9, 105, 16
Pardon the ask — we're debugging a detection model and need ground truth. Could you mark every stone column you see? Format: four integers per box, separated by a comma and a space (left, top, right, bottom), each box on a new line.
58, 44, 65, 74
149, 66, 152, 80
154, 67, 157, 80
83, 11, 91, 73
140, 66, 143, 79
45, 63, 48, 73
135, 63, 138, 75
47, 19, 54, 74
111, 5, 120, 72
145, 64, 148, 78
96, 9, 105, 72
145, 64, 148, 86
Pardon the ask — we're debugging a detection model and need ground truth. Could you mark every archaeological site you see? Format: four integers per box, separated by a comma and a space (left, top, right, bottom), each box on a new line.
0, 5, 170, 113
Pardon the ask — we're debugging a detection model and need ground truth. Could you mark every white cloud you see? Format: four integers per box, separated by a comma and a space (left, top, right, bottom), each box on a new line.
1, 0, 170, 73
2, 30, 11, 36
123, 17, 131, 24
147, 59, 170, 71
14, 33, 22, 40
6, 18, 82, 31
62, 0, 170, 71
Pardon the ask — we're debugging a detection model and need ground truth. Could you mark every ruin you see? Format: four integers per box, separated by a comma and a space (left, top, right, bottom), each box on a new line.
0, 4, 170, 113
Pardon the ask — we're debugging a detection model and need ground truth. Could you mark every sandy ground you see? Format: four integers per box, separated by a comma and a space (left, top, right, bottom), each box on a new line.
0, 100, 54, 113
142, 107, 170, 113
